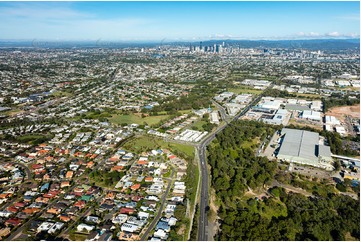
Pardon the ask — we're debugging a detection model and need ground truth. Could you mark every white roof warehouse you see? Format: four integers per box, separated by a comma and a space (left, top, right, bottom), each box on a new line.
277, 128, 334, 170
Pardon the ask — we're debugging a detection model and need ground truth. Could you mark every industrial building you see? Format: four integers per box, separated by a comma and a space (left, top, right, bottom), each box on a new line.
277, 128, 334, 170
310, 100, 323, 111
301, 110, 322, 121
210, 111, 220, 125
325, 115, 341, 125
260, 100, 282, 110
225, 103, 244, 116
262, 109, 290, 125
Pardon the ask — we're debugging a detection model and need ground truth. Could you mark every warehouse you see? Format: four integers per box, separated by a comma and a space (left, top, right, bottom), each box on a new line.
310, 100, 323, 111
301, 110, 322, 121
260, 100, 282, 110
325, 115, 341, 125
277, 128, 334, 170
262, 109, 290, 125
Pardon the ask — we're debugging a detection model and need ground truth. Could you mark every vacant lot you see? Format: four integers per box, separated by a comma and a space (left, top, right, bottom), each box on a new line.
326, 104, 360, 122
288, 119, 323, 131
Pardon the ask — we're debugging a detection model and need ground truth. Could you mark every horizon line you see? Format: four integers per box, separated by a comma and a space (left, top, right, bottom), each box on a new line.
0, 37, 360, 42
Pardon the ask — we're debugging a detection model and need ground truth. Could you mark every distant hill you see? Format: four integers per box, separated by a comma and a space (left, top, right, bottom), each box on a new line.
0, 38, 359, 50
195, 39, 360, 50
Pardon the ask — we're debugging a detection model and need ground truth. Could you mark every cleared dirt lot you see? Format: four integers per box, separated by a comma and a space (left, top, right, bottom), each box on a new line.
326, 104, 360, 122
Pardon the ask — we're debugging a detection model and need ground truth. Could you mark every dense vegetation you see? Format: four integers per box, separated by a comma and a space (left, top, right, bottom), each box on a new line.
262, 89, 298, 98
151, 81, 224, 114
217, 191, 360, 241
322, 130, 359, 156
207, 120, 279, 203
208, 120, 360, 241
89, 170, 125, 187
322, 94, 360, 112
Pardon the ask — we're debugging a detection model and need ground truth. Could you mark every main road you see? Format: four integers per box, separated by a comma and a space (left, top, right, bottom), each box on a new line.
197, 87, 269, 241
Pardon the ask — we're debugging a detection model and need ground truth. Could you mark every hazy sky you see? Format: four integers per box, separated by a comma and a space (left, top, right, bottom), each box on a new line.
0, 1, 359, 41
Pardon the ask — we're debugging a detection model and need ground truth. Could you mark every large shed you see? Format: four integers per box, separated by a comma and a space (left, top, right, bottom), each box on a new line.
277, 128, 333, 170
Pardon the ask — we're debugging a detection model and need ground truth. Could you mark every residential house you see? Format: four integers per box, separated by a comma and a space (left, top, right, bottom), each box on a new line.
77, 223, 95, 232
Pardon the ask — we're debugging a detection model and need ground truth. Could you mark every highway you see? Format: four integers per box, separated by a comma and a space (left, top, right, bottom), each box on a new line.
196, 120, 228, 241
197, 87, 269, 240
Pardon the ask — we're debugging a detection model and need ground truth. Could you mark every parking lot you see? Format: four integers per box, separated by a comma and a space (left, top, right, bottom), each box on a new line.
261, 131, 281, 159
287, 163, 335, 180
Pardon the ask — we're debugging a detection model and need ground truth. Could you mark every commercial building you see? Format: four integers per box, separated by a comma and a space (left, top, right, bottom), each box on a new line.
325, 116, 341, 125
262, 109, 290, 125
301, 110, 322, 121
210, 111, 220, 125
260, 100, 282, 110
310, 100, 323, 111
277, 128, 334, 170
225, 103, 244, 116
335, 126, 347, 136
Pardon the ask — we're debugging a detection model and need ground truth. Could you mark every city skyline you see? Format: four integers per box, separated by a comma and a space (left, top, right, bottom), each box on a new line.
0, 1, 359, 41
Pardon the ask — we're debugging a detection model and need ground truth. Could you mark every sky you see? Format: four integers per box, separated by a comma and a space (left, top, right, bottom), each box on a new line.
0, 1, 359, 41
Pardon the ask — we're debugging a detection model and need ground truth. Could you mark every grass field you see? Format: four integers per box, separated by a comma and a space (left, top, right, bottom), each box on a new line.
4, 108, 22, 117
190, 120, 207, 131
240, 138, 259, 149
69, 233, 87, 241
228, 86, 263, 95
295, 93, 322, 99
259, 199, 288, 220
178, 109, 193, 114
109, 113, 171, 126
123, 135, 195, 159
51, 91, 73, 97
16, 134, 52, 145
109, 110, 192, 126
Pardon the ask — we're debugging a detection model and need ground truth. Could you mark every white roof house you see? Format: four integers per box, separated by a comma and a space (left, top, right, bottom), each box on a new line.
77, 223, 95, 232
112, 214, 128, 224
48, 222, 64, 234
0, 211, 12, 218
138, 211, 150, 220
168, 217, 177, 226
154, 229, 168, 240
37, 222, 54, 233
121, 223, 139, 233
